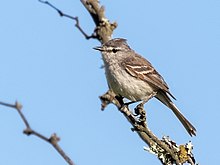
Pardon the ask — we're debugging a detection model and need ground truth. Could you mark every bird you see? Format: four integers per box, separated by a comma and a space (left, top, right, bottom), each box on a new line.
93, 38, 196, 136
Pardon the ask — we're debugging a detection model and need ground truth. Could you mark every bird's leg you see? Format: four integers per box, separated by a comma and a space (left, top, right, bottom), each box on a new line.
119, 101, 136, 112
124, 101, 136, 106
115, 95, 137, 110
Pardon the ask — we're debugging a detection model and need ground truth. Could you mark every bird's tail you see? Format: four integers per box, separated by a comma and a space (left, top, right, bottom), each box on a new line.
156, 91, 196, 136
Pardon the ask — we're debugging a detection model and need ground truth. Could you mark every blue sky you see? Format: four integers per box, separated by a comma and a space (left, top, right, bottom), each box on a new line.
0, 0, 219, 164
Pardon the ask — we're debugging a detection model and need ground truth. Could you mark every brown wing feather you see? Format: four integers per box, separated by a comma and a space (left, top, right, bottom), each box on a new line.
122, 54, 176, 100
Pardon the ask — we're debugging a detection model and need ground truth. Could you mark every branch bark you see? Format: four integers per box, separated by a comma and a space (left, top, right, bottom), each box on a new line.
99, 90, 196, 165
0, 101, 75, 165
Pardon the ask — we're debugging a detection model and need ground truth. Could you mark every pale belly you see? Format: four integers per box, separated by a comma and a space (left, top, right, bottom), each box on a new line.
105, 65, 154, 102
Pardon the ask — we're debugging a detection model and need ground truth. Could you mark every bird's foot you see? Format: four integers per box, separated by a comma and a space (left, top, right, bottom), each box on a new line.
134, 102, 147, 125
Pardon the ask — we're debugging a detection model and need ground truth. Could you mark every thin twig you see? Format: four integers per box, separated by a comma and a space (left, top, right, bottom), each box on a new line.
39, 0, 97, 39
0, 101, 75, 165
49, 134, 74, 165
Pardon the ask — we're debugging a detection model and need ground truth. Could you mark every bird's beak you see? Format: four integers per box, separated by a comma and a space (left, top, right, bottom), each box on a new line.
93, 46, 104, 51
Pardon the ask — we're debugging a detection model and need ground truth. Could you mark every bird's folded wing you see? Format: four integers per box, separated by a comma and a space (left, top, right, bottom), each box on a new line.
121, 55, 176, 100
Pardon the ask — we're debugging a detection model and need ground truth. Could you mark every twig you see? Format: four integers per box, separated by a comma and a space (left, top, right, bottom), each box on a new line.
39, 0, 97, 39
0, 101, 75, 165
39, 0, 117, 43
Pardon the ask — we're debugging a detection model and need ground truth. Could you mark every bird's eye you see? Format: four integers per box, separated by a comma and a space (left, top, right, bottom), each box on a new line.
112, 48, 118, 53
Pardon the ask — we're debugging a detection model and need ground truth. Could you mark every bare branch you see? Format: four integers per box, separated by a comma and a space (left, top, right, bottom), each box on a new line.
0, 101, 75, 165
100, 90, 196, 165
39, 0, 117, 43
39, 0, 97, 40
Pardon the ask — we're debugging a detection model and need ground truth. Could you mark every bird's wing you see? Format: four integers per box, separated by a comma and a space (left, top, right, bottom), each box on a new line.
121, 54, 176, 100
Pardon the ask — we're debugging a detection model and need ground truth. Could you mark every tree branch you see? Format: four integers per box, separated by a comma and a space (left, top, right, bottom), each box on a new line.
80, 0, 117, 43
0, 101, 75, 165
100, 90, 196, 165
39, 0, 117, 43
39, 0, 97, 40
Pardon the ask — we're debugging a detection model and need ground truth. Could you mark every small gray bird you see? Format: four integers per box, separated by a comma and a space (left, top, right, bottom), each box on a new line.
94, 38, 196, 136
